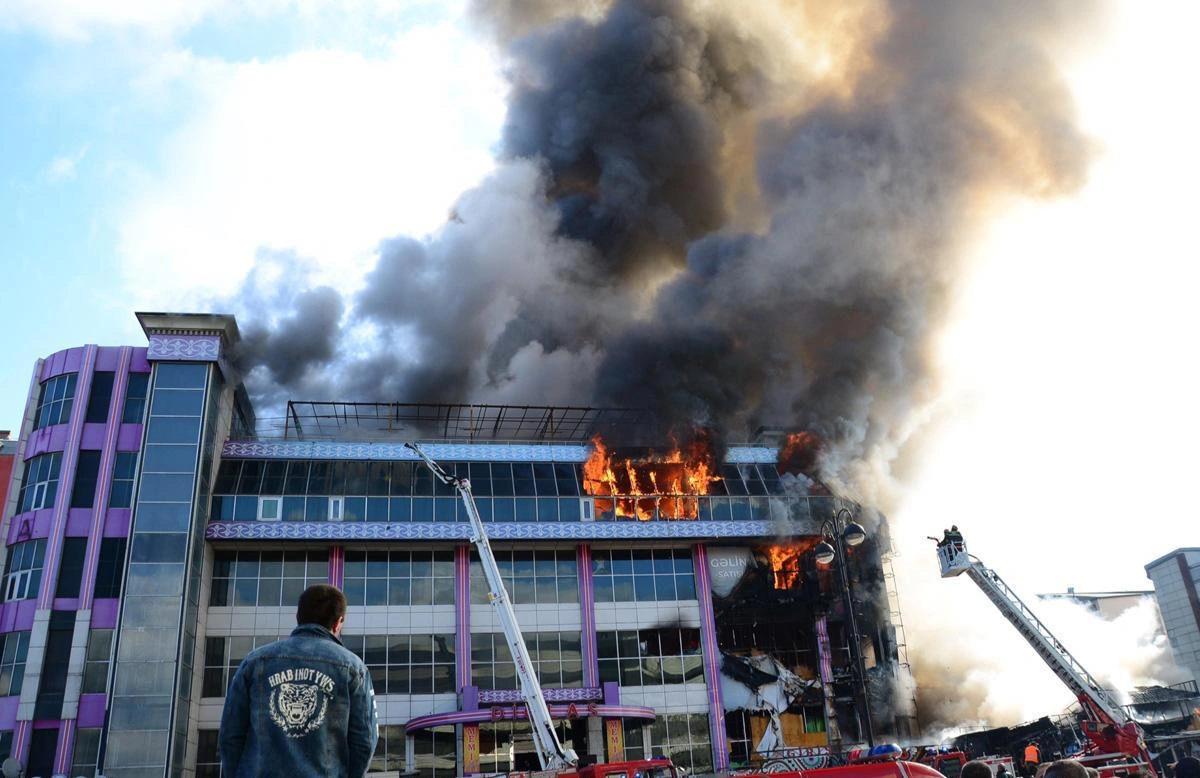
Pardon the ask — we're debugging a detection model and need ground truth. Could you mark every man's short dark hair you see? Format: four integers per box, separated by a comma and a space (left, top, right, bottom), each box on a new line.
1042, 760, 1088, 778
1175, 757, 1200, 778
297, 584, 347, 630
963, 760, 993, 778
1085, 768, 1100, 778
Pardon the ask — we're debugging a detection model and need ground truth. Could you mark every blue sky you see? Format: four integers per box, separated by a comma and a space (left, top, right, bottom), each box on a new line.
0, 1, 505, 433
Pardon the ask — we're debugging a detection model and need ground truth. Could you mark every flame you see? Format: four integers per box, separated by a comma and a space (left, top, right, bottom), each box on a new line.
582, 433, 718, 520
777, 431, 822, 475
762, 539, 819, 589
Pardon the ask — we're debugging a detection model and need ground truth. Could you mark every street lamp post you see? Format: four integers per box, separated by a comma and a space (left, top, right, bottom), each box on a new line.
814, 507, 875, 748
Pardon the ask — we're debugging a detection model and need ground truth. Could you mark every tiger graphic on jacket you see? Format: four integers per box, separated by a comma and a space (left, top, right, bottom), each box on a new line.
269, 681, 327, 736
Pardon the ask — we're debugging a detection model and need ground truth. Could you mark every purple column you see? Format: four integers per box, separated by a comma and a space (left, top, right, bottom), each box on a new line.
80, 347, 132, 609
37, 346, 97, 609
578, 543, 599, 688
328, 545, 345, 588
693, 544, 728, 773
455, 544, 472, 690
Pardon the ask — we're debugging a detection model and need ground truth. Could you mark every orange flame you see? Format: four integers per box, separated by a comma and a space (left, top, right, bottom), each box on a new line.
777, 431, 821, 475
762, 539, 818, 589
582, 433, 718, 520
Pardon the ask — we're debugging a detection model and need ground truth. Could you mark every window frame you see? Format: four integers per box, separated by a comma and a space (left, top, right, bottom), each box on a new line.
33, 373, 77, 429
18, 452, 62, 514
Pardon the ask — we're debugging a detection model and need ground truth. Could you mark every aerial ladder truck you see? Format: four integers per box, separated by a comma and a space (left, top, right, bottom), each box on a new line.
935, 535, 1157, 777
408, 443, 582, 773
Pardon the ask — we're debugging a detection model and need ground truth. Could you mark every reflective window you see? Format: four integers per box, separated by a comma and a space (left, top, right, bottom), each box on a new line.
470, 549, 578, 605
35, 612, 74, 718
71, 450, 102, 508
398, 724, 456, 778
109, 452, 138, 508
648, 713, 713, 776
94, 538, 127, 598
85, 372, 115, 423
55, 537, 87, 598
196, 729, 221, 778
471, 631, 582, 691
344, 550, 454, 607
71, 727, 103, 778
591, 548, 695, 602
34, 373, 76, 429
202, 635, 285, 697
154, 362, 208, 388
210, 460, 586, 525
82, 629, 113, 693
0, 631, 30, 696
596, 627, 705, 687
18, 452, 61, 513
342, 634, 455, 694
367, 725, 408, 776
122, 373, 149, 424
3, 540, 46, 601
209, 549, 328, 607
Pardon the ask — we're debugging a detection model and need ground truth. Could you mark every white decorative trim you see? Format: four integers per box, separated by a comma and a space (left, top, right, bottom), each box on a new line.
221, 440, 779, 463
205, 519, 782, 541
147, 334, 221, 362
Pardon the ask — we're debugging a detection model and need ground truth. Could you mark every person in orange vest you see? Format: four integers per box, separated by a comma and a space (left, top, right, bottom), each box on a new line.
1023, 742, 1042, 777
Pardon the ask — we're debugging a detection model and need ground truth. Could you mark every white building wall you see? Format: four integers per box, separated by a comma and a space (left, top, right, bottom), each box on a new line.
1146, 549, 1200, 685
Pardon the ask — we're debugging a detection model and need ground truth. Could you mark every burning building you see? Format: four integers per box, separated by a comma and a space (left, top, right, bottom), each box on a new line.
0, 312, 917, 777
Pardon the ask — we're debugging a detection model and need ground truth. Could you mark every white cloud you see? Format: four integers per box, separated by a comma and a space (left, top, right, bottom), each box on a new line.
46, 144, 89, 181
115, 19, 507, 308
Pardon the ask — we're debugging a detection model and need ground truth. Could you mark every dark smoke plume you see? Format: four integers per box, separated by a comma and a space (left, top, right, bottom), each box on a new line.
230, 0, 1098, 728
235, 0, 1091, 478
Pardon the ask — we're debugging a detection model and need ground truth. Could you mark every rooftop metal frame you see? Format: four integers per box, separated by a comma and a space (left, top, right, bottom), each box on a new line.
280, 401, 654, 443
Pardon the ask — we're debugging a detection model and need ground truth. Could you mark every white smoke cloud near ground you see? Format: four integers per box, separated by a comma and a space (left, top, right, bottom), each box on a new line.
223, 0, 1200, 731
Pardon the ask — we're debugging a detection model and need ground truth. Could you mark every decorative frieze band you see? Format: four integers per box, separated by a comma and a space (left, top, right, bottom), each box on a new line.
205, 519, 782, 541
147, 334, 221, 362
221, 439, 779, 463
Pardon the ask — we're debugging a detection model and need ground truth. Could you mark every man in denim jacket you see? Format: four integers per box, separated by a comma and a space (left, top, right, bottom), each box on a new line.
219, 584, 378, 777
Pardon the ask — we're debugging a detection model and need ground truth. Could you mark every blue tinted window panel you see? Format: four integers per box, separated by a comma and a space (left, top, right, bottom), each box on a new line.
344, 497, 365, 522
139, 473, 196, 502
150, 389, 205, 416
135, 503, 192, 532
282, 497, 306, 521
305, 497, 327, 521
410, 499, 432, 522
125, 563, 184, 596
233, 497, 258, 521
366, 498, 388, 521
434, 498, 457, 523
492, 499, 514, 522
147, 417, 201, 444
144, 444, 196, 473
537, 498, 559, 522
514, 500, 536, 522
131, 534, 187, 563
154, 363, 209, 388
389, 498, 412, 522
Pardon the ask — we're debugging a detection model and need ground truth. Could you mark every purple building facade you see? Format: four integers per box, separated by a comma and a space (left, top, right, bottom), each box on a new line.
0, 312, 914, 778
